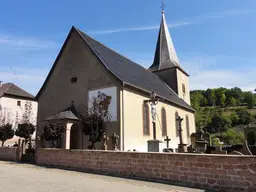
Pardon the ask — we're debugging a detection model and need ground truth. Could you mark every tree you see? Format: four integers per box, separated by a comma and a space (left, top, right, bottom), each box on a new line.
205, 89, 216, 106
227, 97, 237, 107
0, 124, 14, 146
206, 113, 231, 133
230, 112, 239, 126
221, 129, 244, 145
243, 92, 256, 109
81, 99, 111, 149
15, 101, 35, 147
230, 87, 243, 105
43, 121, 65, 148
236, 108, 254, 125
215, 88, 227, 107
0, 107, 14, 146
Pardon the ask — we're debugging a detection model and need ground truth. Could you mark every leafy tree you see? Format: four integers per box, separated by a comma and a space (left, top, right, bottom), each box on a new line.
230, 112, 239, 126
81, 100, 111, 149
0, 107, 14, 146
230, 87, 243, 105
43, 121, 65, 148
0, 124, 14, 146
15, 123, 35, 141
206, 113, 231, 133
236, 108, 254, 125
243, 92, 256, 109
191, 94, 200, 110
221, 129, 244, 145
220, 93, 226, 108
15, 101, 35, 147
227, 97, 237, 107
205, 89, 216, 106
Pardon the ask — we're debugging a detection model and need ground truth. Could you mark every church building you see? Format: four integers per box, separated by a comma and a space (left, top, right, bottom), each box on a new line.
36, 10, 196, 152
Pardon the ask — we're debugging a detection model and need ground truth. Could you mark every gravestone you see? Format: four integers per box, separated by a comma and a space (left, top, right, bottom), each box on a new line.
101, 132, 109, 150
147, 140, 163, 152
111, 132, 119, 151
163, 136, 173, 152
189, 128, 210, 153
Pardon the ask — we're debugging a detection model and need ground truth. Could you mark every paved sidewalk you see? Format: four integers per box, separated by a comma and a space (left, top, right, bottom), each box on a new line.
0, 161, 205, 192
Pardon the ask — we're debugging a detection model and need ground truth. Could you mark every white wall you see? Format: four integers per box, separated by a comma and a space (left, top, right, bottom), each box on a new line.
0, 96, 38, 146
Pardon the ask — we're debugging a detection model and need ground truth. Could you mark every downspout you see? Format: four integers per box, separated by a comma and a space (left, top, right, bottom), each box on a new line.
122, 82, 125, 151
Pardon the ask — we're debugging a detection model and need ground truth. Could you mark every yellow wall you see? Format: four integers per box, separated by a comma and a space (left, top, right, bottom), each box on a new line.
122, 89, 195, 152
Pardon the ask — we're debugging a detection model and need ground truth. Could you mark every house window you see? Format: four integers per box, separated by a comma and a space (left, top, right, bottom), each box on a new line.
161, 108, 167, 136
17, 101, 21, 106
175, 112, 179, 137
70, 77, 77, 83
186, 115, 190, 138
143, 103, 150, 136
182, 84, 186, 94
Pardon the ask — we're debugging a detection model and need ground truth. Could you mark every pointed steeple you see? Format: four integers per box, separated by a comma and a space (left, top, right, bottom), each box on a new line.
149, 12, 180, 71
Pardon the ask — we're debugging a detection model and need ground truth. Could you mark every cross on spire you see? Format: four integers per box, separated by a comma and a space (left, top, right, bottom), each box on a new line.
161, 0, 165, 13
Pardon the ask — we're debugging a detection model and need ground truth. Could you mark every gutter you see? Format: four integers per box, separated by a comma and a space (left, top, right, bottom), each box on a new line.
121, 82, 125, 151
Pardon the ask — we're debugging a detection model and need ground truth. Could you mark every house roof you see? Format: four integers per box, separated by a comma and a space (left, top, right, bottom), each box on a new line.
45, 103, 80, 121
0, 83, 34, 100
75, 28, 195, 112
149, 12, 180, 71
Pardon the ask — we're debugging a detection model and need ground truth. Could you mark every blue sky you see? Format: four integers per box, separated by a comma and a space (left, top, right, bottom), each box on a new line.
1, 0, 256, 95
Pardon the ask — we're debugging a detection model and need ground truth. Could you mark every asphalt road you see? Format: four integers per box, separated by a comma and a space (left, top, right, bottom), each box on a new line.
0, 161, 204, 192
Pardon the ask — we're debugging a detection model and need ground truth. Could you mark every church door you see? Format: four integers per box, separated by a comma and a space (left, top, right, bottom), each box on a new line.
70, 124, 79, 149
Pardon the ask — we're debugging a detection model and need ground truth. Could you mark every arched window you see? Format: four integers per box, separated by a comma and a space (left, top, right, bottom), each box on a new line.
175, 112, 179, 137
143, 103, 150, 136
161, 108, 167, 136
186, 115, 190, 138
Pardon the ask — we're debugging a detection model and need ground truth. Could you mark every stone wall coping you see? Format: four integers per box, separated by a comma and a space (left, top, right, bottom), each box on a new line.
39, 148, 256, 158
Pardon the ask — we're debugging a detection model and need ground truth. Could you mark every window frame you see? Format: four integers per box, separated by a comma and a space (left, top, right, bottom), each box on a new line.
142, 103, 150, 136
161, 107, 167, 136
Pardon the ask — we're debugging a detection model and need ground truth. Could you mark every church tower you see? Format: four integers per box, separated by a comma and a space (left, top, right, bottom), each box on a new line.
149, 8, 191, 105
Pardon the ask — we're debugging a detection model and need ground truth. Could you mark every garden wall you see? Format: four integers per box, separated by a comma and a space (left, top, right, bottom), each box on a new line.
0, 147, 18, 161
37, 148, 256, 191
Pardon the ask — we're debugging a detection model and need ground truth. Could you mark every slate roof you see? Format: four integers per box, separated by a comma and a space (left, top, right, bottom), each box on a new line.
149, 12, 180, 71
0, 83, 34, 99
45, 104, 80, 121
75, 28, 195, 112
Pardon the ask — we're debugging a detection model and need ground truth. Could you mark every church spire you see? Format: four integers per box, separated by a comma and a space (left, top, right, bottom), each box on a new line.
149, 9, 180, 71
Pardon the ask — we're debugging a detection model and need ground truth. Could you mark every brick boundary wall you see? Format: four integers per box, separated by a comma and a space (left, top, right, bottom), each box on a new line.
0, 147, 18, 162
37, 148, 256, 192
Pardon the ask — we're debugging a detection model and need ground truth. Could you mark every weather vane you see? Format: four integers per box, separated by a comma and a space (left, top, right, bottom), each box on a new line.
161, 0, 165, 13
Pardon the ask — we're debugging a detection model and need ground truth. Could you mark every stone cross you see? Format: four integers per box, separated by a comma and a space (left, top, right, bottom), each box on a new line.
176, 116, 184, 145
111, 132, 119, 151
101, 133, 109, 150
164, 136, 171, 148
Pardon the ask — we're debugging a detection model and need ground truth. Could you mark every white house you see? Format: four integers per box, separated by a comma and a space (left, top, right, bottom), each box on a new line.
0, 81, 38, 146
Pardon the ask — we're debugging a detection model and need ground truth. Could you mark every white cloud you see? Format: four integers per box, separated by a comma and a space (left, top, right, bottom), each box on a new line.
88, 22, 192, 35
190, 69, 256, 91
180, 55, 256, 91
0, 34, 58, 50
87, 9, 256, 35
